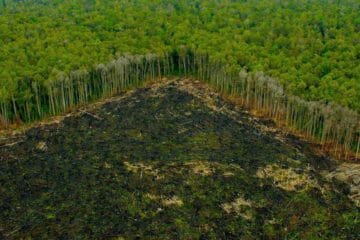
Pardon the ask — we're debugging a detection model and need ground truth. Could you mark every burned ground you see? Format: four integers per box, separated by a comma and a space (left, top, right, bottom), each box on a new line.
0, 79, 359, 239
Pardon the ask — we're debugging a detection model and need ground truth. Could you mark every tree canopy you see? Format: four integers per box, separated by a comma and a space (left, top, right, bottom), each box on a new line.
0, 0, 359, 115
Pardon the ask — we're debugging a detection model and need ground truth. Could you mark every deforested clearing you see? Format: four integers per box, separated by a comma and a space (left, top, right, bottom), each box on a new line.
0, 79, 359, 239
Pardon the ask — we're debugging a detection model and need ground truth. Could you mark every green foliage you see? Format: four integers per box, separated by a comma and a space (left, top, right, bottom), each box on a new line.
0, 0, 359, 112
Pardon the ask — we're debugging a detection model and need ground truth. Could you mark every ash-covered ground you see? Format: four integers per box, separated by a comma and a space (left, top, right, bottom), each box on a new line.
0, 78, 359, 239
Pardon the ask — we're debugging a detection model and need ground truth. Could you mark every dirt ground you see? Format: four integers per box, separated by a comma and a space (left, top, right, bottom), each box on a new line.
0, 78, 359, 239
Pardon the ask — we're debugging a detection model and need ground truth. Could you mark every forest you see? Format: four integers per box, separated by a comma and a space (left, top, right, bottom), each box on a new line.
0, 0, 359, 159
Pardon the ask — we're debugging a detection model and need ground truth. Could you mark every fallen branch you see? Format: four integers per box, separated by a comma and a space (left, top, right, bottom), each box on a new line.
0, 140, 24, 148
81, 111, 103, 121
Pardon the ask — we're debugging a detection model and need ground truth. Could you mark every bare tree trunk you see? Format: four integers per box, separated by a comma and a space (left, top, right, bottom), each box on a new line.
356, 134, 360, 160
12, 97, 17, 118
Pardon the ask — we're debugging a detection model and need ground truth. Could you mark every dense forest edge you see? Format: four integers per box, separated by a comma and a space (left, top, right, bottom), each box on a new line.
0, 0, 359, 159
0, 51, 359, 161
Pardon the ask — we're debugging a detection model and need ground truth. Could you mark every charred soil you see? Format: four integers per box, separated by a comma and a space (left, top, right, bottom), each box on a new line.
0, 78, 359, 239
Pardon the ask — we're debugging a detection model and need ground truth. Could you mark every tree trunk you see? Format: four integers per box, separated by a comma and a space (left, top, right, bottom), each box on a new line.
356, 134, 360, 160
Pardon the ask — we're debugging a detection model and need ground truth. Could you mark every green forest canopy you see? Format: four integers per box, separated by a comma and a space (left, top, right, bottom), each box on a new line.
0, 0, 359, 110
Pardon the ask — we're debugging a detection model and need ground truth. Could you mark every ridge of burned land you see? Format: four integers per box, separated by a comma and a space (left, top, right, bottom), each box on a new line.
0, 78, 359, 239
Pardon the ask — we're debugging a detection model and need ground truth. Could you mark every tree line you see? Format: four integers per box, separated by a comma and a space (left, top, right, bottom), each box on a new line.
0, 50, 359, 160
0, 54, 168, 123
186, 52, 360, 160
